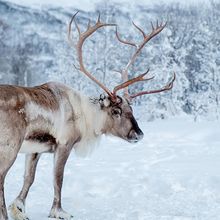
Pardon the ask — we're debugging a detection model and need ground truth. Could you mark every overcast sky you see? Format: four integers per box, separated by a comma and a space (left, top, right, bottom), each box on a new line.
6, 0, 210, 11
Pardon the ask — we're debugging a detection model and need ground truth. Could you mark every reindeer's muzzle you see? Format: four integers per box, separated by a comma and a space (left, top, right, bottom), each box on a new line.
127, 116, 144, 143
127, 128, 144, 143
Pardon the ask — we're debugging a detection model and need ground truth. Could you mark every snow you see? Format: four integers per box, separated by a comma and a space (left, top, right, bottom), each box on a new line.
5, 117, 220, 220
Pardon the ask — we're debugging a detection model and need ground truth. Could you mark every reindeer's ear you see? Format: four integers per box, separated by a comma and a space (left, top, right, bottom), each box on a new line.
99, 94, 111, 108
103, 98, 111, 107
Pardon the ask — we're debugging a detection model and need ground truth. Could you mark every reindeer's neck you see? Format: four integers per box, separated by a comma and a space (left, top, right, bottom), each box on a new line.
68, 91, 108, 156
85, 96, 107, 136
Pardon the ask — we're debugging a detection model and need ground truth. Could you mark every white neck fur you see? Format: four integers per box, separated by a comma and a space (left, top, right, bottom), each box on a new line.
68, 90, 108, 157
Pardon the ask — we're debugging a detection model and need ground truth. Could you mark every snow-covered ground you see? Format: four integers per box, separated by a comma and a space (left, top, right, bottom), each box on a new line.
5, 118, 220, 220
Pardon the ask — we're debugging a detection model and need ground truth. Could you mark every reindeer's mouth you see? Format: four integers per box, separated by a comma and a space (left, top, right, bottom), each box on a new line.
127, 138, 139, 143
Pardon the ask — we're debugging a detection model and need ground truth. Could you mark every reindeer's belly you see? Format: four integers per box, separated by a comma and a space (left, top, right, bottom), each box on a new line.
19, 132, 57, 153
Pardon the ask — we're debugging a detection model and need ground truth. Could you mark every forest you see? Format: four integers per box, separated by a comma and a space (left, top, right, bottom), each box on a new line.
0, 0, 219, 121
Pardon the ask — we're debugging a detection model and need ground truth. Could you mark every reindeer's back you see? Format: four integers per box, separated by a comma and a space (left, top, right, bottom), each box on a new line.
0, 85, 26, 109
0, 82, 67, 111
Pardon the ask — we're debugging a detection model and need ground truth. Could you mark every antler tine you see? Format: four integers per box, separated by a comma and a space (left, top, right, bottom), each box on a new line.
87, 19, 91, 30
97, 11, 101, 23
75, 19, 81, 35
115, 26, 137, 48
130, 73, 176, 99
151, 21, 154, 30
68, 12, 117, 99
68, 11, 79, 42
164, 72, 176, 89
113, 69, 153, 95
156, 20, 159, 28
132, 21, 146, 38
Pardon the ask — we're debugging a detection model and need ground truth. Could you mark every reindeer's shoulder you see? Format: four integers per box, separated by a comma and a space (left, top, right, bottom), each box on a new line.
20, 82, 61, 110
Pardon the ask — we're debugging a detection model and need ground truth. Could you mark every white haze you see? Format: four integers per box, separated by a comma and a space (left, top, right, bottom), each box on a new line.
5, 0, 211, 11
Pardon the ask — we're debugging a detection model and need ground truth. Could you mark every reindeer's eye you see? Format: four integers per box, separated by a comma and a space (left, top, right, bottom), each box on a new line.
111, 108, 122, 117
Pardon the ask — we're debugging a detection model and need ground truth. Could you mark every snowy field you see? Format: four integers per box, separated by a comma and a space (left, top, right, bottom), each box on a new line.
5, 118, 220, 220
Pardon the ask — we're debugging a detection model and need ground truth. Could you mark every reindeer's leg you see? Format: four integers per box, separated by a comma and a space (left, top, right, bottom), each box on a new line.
9, 153, 41, 220
0, 142, 22, 220
19, 153, 41, 202
0, 172, 8, 220
0, 111, 25, 220
49, 146, 73, 220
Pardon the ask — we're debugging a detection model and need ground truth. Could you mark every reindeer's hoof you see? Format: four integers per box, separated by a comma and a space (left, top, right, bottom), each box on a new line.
8, 199, 29, 220
49, 208, 73, 220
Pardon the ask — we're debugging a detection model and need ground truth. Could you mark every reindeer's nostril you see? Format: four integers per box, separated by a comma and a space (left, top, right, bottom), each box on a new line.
128, 129, 144, 142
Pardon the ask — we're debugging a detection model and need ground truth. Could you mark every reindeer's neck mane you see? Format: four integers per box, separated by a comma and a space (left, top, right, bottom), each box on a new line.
67, 90, 108, 157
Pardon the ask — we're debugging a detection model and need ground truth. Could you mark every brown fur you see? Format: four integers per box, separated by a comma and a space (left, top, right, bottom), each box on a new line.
0, 83, 59, 111
22, 84, 60, 110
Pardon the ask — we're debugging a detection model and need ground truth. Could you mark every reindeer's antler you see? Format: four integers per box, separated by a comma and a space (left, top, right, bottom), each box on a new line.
114, 20, 175, 99
129, 73, 176, 98
68, 12, 117, 100
68, 12, 175, 102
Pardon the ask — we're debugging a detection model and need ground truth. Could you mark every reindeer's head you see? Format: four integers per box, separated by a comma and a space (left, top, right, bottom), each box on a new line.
68, 12, 175, 143
98, 95, 143, 143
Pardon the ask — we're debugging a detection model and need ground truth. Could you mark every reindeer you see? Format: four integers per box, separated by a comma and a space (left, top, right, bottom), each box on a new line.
0, 12, 175, 220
